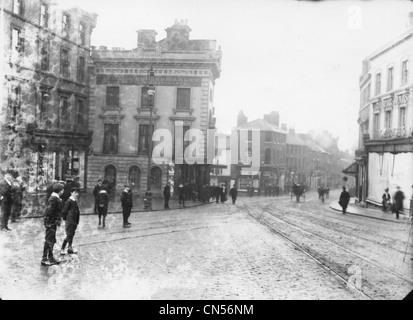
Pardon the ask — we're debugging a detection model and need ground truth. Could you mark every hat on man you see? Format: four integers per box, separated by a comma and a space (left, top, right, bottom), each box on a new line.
71, 187, 81, 193
53, 183, 65, 192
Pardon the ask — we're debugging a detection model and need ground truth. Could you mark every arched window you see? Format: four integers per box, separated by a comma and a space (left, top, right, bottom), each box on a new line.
265, 149, 271, 165
150, 167, 162, 190
128, 166, 141, 189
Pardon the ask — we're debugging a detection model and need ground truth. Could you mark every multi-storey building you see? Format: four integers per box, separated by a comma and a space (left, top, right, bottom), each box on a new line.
356, 12, 413, 207
0, 0, 97, 192
87, 21, 222, 196
235, 117, 287, 192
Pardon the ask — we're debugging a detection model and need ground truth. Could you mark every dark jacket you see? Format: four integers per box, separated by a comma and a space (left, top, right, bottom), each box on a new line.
93, 184, 102, 199
62, 198, 80, 226
394, 190, 405, 211
163, 185, 171, 198
178, 186, 185, 200
121, 190, 133, 208
229, 188, 238, 199
339, 191, 351, 208
97, 190, 109, 208
44, 195, 63, 227
0, 180, 13, 204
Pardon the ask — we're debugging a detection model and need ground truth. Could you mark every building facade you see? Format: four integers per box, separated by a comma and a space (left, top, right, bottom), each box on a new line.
87, 21, 222, 196
0, 0, 97, 192
357, 13, 413, 208
235, 118, 287, 192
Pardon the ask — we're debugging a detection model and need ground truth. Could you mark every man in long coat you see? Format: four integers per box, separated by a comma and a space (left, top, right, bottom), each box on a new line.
0, 174, 14, 232
393, 186, 405, 220
163, 182, 171, 209
121, 185, 133, 228
339, 186, 351, 215
229, 185, 238, 205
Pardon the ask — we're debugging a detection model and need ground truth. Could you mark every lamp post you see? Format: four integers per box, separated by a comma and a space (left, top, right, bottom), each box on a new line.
145, 66, 155, 210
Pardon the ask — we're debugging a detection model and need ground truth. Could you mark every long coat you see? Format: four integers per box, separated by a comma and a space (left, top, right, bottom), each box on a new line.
121, 190, 133, 209
394, 190, 405, 212
97, 190, 109, 215
229, 187, 238, 199
339, 191, 351, 208
163, 185, 171, 199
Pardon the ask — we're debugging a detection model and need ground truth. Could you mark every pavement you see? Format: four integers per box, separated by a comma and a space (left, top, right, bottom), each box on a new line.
19, 193, 215, 219
329, 199, 412, 224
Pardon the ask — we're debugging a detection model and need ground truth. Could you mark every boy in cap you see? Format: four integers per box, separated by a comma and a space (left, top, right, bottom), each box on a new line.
121, 185, 133, 228
41, 183, 64, 266
60, 187, 81, 255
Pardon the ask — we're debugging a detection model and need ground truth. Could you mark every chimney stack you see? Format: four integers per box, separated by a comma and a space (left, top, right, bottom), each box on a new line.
137, 30, 158, 48
237, 111, 248, 127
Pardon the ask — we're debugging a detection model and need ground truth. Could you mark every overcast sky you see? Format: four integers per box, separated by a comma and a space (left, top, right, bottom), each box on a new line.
59, 0, 413, 152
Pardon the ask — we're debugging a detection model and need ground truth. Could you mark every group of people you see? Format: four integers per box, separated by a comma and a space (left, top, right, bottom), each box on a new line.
40, 179, 134, 266
246, 185, 282, 198
0, 173, 26, 232
382, 186, 406, 220
166, 183, 238, 209
318, 186, 330, 203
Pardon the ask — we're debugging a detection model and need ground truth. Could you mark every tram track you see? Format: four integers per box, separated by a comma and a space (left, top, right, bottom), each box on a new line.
242, 202, 413, 300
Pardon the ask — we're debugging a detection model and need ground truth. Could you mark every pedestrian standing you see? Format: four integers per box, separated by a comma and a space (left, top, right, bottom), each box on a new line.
0, 174, 14, 232
339, 186, 351, 214
93, 180, 103, 214
12, 176, 26, 221
164, 182, 171, 209
41, 183, 64, 266
121, 185, 133, 228
60, 187, 81, 255
214, 184, 221, 204
220, 184, 227, 203
382, 188, 391, 212
229, 185, 238, 205
393, 186, 405, 220
178, 184, 186, 208
97, 188, 109, 228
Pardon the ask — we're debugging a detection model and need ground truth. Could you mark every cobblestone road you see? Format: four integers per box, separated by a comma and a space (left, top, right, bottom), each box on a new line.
0, 195, 363, 300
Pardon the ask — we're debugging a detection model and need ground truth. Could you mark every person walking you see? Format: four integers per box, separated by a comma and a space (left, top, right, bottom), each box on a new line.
0, 174, 14, 232
93, 180, 103, 214
339, 186, 351, 214
229, 185, 238, 205
97, 188, 109, 228
41, 183, 64, 266
393, 186, 405, 220
121, 185, 133, 228
60, 187, 81, 256
382, 188, 391, 212
178, 184, 186, 208
163, 182, 171, 209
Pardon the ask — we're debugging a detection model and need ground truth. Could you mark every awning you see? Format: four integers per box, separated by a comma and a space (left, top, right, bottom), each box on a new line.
342, 162, 358, 176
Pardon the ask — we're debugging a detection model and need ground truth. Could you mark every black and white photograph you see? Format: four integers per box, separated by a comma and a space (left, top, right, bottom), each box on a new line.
0, 0, 413, 303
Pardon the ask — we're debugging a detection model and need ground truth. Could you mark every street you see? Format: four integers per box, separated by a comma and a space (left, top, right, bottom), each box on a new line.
0, 190, 412, 300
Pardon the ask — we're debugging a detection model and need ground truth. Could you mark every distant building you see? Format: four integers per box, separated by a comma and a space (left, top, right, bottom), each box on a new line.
356, 12, 413, 208
87, 21, 222, 196
235, 118, 287, 192
0, 0, 97, 191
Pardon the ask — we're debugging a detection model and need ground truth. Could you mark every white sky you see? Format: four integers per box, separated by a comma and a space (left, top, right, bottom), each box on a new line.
59, 0, 413, 152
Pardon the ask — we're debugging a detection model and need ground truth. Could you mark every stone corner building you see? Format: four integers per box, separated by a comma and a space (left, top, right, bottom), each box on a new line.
356, 12, 413, 208
87, 20, 222, 196
0, 0, 97, 192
